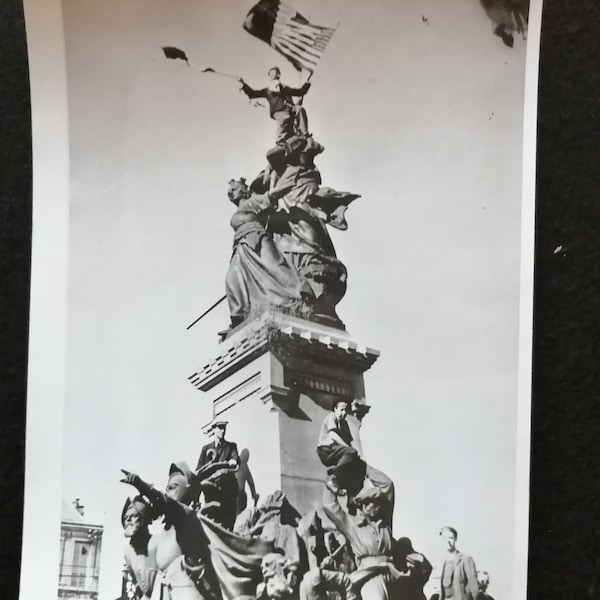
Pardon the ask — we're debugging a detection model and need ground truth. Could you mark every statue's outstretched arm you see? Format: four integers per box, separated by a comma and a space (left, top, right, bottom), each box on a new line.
120, 469, 163, 507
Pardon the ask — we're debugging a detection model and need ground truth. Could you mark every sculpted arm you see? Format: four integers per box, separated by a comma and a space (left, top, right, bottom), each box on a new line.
322, 486, 351, 533
120, 469, 163, 507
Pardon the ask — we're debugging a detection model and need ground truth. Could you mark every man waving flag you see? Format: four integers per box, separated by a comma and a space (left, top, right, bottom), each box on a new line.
243, 0, 336, 73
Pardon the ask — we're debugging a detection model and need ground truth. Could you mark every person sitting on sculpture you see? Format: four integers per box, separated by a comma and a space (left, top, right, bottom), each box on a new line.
316, 400, 366, 498
121, 495, 159, 600
321, 486, 412, 600
196, 420, 241, 530
121, 464, 276, 600
225, 177, 315, 329
346, 399, 395, 528
239, 66, 311, 145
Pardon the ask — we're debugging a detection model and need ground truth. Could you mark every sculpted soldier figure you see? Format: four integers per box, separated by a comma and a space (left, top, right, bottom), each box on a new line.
121, 465, 275, 600
121, 464, 210, 600
234, 448, 259, 513
256, 553, 296, 600
239, 66, 311, 144
322, 486, 411, 600
122, 496, 159, 600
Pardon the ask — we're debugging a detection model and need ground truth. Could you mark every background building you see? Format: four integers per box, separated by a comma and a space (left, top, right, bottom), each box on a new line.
58, 499, 103, 600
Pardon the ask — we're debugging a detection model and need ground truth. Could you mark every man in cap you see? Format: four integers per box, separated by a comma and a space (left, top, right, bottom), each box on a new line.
196, 420, 240, 470
196, 421, 241, 530
438, 526, 480, 600
239, 66, 311, 145
322, 485, 410, 599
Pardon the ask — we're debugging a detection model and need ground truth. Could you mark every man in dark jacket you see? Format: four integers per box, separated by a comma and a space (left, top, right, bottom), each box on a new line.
239, 66, 311, 144
196, 420, 240, 470
476, 570, 495, 600
196, 420, 240, 529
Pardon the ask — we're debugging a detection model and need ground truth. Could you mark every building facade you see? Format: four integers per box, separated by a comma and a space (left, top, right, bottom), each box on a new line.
58, 499, 103, 600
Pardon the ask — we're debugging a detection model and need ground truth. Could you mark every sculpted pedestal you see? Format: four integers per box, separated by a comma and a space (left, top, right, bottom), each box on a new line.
188, 311, 379, 513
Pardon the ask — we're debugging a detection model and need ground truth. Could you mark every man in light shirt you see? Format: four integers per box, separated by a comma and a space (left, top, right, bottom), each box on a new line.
316, 399, 366, 497
438, 527, 479, 600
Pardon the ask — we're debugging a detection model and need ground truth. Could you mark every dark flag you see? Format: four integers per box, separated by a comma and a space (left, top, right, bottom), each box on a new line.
243, 0, 336, 72
162, 46, 189, 63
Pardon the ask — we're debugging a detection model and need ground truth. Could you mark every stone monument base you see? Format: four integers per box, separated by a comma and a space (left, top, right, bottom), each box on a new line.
189, 311, 379, 514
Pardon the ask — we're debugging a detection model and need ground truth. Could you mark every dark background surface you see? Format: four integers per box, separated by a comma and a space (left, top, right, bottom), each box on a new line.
1, 1, 599, 598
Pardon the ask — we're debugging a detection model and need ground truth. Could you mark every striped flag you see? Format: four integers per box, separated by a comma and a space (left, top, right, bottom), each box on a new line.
243, 0, 336, 73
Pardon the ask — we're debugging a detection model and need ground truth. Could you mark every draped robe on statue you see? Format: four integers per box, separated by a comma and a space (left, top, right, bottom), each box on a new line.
163, 495, 275, 600
226, 192, 314, 325
268, 164, 359, 323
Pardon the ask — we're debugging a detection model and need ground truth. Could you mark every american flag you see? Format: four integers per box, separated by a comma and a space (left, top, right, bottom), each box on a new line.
243, 0, 336, 73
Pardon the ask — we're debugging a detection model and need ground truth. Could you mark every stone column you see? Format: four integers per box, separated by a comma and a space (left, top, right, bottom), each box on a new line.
188, 311, 379, 514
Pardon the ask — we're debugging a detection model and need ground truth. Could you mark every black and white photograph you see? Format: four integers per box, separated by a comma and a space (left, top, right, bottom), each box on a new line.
20, 1, 541, 599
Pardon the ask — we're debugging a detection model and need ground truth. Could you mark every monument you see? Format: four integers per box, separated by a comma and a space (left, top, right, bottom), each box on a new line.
120, 3, 432, 599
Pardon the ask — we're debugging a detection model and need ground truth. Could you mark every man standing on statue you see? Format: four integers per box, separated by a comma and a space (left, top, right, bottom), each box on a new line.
196, 420, 240, 530
197, 420, 240, 469
239, 66, 311, 144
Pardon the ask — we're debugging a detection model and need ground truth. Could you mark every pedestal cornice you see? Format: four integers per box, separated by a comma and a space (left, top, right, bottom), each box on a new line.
188, 311, 380, 393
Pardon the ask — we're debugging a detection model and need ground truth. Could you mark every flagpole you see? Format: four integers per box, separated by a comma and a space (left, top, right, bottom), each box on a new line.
195, 66, 241, 80
186, 295, 227, 330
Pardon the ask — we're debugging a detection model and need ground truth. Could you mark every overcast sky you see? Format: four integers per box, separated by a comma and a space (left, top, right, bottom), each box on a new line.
57, 1, 529, 598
